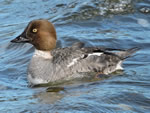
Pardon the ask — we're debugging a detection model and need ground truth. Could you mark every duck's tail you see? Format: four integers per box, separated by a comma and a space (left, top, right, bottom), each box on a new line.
116, 47, 140, 60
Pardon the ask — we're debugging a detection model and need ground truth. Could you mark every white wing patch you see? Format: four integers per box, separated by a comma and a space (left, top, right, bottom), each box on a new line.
88, 53, 103, 57
67, 53, 103, 68
67, 57, 80, 67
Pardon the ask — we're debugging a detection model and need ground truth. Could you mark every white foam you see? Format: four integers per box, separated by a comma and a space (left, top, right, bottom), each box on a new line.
137, 18, 150, 27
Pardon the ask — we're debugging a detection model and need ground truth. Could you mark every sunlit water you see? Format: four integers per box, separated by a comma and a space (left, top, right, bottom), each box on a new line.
0, 0, 150, 112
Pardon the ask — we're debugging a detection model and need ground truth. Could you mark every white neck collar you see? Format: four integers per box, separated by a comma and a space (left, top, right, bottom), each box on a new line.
33, 49, 53, 59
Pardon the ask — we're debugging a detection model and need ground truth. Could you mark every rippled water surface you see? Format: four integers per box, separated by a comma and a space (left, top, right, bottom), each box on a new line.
0, 0, 150, 112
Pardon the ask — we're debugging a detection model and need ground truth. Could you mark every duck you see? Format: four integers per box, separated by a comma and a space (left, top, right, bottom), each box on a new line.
11, 19, 139, 86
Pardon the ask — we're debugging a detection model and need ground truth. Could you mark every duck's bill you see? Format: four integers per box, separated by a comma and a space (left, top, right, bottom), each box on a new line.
11, 35, 30, 43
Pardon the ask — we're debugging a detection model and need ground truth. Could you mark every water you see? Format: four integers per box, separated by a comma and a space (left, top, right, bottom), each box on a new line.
0, 0, 150, 112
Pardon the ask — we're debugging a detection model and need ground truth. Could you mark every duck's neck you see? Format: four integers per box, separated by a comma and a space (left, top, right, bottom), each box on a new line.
33, 49, 53, 59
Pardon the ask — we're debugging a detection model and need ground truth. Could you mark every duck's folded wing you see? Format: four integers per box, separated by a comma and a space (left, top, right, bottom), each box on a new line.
66, 47, 139, 73
52, 43, 139, 72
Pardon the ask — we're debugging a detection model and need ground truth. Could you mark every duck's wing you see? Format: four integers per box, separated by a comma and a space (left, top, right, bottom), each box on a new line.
52, 42, 139, 63
52, 42, 139, 74
67, 47, 139, 74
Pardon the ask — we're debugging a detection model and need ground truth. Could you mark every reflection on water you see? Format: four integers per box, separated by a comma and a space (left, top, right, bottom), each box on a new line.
0, 0, 150, 112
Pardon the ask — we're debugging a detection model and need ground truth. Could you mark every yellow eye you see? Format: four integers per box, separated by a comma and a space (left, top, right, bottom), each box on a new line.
32, 28, 37, 33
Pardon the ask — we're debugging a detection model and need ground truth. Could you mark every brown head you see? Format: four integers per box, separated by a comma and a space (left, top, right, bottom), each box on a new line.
11, 19, 57, 51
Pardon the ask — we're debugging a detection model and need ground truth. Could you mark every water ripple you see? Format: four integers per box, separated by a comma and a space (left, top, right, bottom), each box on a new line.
0, 0, 150, 112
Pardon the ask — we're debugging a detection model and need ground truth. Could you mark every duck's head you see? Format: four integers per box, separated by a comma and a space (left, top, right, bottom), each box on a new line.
11, 19, 57, 51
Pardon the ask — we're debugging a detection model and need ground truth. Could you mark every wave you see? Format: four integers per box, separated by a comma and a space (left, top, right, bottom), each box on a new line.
50, 0, 134, 23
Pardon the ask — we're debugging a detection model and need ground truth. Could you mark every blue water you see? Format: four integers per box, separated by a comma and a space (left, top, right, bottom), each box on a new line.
0, 0, 150, 112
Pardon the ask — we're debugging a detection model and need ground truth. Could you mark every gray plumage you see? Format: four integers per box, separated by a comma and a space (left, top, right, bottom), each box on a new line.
28, 42, 139, 85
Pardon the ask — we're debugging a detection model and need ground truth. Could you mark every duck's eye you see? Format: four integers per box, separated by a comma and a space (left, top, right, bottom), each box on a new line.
32, 28, 38, 33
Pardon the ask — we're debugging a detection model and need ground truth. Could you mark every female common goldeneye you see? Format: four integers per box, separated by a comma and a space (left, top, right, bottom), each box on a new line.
11, 19, 139, 86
